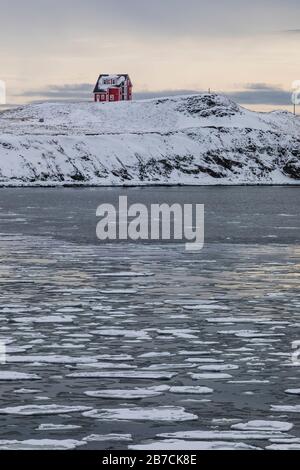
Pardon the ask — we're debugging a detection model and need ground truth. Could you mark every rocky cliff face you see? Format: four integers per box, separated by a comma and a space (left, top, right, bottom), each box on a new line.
0, 94, 299, 186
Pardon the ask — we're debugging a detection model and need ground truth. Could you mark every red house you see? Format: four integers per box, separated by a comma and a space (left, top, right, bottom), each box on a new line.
93, 74, 133, 102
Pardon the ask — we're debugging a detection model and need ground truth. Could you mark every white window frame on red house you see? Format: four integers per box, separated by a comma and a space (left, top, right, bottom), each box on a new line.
110, 95, 114, 101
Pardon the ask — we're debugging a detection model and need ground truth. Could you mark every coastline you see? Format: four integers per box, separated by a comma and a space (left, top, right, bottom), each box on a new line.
0, 182, 299, 188
1, 95, 299, 187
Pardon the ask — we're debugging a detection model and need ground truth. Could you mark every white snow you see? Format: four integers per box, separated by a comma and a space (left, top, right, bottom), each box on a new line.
0, 94, 299, 186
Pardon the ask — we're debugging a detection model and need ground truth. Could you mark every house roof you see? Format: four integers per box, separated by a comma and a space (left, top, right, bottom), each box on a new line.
93, 74, 132, 93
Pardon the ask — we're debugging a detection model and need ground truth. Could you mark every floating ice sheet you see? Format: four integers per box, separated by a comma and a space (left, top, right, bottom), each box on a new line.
231, 421, 293, 432
83, 406, 198, 422
0, 405, 92, 415
0, 439, 86, 450
0, 372, 41, 381
129, 439, 260, 450
84, 386, 169, 399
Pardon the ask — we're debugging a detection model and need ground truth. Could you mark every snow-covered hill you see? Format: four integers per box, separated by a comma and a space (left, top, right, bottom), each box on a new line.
0, 94, 299, 186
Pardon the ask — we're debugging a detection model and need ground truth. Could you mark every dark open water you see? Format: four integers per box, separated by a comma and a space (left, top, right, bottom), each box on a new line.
0, 186, 299, 450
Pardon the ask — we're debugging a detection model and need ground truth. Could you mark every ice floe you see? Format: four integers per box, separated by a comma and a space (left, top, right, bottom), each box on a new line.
158, 430, 291, 440
231, 420, 293, 432
185, 358, 224, 364
84, 386, 169, 399
83, 406, 198, 422
169, 386, 213, 395
139, 352, 172, 358
147, 363, 197, 370
266, 443, 300, 450
0, 405, 92, 415
12, 316, 74, 323
73, 362, 136, 370
182, 305, 229, 311
189, 373, 232, 380
1, 231, 299, 449
0, 439, 86, 450
94, 329, 151, 340
0, 372, 41, 381
6, 355, 98, 364
83, 434, 132, 442
97, 354, 134, 361
129, 439, 260, 450
96, 272, 153, 277
197, 364, 239, 371
37, 424, 82, 431
68, 371, 177, 380
271, 405, 300, 413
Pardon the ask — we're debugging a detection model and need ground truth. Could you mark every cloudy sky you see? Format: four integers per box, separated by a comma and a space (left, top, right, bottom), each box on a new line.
1, 0, 300, 110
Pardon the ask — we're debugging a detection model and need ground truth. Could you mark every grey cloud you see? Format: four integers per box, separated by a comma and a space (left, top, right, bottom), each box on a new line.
227, 90, 292, 105
138, 88, 292, 106
0, 0, 299, 40
18, 84, 93, 100
228, 83, 292, 105
17, 83, 292, 106
243, 83, 283, 91
282, 29, 300, 34
17, 84, 201, 102
131, 90, 203, 100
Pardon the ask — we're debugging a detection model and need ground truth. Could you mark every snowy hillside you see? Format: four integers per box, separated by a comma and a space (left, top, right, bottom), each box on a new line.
0, 94, 299, 186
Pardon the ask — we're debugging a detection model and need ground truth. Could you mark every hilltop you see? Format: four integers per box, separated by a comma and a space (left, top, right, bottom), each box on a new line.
0, 94, 299, 186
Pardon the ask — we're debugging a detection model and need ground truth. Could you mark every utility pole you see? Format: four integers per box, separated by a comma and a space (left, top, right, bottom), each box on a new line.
292, 81, 300, 116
